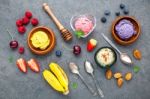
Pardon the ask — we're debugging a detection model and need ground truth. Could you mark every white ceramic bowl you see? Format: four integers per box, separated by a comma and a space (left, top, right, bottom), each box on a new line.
70, 14, 96, 38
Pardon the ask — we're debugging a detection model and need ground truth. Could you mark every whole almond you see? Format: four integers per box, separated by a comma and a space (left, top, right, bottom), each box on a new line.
105, 69, 113, 80
125, 72, 132, 81
117, 78, 123, 88
133, 49, 142, 60
114, 72, 122, 79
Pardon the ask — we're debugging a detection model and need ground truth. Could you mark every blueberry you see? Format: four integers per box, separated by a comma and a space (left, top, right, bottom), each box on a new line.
101, 17, 107, 23
120, 3, 125, 9
55, 50, 62, 57
123, 8, 129, 15
104, 10, 111, 16
115, 12, 120, 16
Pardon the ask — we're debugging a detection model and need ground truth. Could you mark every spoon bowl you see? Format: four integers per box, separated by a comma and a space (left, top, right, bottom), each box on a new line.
85, 60, 94, 74
120, 53, 133, 65
69, 62, 79, 74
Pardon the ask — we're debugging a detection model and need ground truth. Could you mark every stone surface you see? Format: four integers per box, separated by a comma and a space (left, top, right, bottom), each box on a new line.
0, 0, 150, 99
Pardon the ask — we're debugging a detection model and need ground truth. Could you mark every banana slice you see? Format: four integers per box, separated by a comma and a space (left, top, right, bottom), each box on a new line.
49, 63, 69, 94
43, 70, 65, 92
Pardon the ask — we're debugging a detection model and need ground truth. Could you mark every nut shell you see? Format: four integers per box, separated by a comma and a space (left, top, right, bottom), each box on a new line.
125, 72, 132, 81
105, 69, 113, 80
117, 78, 123, 88
133, 49, 142, 60
114, 72, 122, 79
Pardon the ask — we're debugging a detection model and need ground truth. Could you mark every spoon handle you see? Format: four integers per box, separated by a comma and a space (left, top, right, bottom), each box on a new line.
101, 33, 122, 54
78, 73, 96, 95
92, 74, 104, 98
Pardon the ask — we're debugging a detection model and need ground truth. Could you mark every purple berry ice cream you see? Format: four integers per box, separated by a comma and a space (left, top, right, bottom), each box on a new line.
115, 19, 136, 40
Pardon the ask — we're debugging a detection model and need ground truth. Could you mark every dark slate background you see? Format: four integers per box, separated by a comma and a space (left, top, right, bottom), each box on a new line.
0, 0, 150, 99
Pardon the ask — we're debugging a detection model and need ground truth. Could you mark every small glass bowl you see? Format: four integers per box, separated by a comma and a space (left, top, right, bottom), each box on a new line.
70, 14, 96, 38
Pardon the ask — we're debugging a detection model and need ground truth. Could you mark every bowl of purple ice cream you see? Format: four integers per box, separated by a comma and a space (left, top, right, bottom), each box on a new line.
112, 16, 141, 45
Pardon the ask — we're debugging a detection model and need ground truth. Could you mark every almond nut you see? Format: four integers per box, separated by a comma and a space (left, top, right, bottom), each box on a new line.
114, 72, 122, 79
133, 49, 142, 60
125, 72, 132, 81
105, 69, 113, 80
117, 78, 123, 88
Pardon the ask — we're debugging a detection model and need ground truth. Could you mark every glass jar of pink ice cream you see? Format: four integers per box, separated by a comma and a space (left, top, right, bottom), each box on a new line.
70, 14, 96, 38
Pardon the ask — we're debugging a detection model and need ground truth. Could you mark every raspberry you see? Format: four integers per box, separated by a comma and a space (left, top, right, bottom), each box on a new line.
18, 26, 26, 34
18, 46, 25, 54
22, 17, 30, 25
16, 19, 23, 27
31, 18, 39, 26
25, 11, 32, 19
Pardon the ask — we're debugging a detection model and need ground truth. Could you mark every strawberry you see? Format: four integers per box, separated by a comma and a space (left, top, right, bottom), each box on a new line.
87, 39, 97, 52
27, 59, 40, 73
16, 58, 27, 73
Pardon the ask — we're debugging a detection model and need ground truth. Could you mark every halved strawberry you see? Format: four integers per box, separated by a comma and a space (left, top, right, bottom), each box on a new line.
27, 59, 40, 73
87, 39, 97, 52
16, 58, 27, 73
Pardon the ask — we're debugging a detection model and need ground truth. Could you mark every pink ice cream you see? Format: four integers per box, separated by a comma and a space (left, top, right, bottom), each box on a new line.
115, 19, 136, 40
74, 16, 93, 35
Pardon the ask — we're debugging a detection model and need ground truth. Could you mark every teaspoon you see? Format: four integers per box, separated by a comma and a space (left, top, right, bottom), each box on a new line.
101, 33, 133, 65
69, 62, 96, 96
85, 60, 104, 98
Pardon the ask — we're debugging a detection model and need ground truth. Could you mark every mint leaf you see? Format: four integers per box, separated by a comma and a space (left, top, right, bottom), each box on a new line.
75, 30, 84, 38
8, 56, 13, 63
72, 82, 78, 89
133, 66, 140, 73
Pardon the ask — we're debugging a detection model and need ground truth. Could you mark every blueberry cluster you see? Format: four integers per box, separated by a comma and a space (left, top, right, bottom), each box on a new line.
101, 3, 129, 23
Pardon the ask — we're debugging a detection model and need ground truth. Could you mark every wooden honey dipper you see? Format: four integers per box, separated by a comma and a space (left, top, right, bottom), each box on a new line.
43, 3, 72, 41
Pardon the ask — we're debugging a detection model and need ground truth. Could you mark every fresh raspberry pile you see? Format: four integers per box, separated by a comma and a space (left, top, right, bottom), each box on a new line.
16, 10, 39, 34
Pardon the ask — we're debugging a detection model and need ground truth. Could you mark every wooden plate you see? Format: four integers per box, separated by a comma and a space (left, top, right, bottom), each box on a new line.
27, 26, 56, 55
111, 16, 141, 45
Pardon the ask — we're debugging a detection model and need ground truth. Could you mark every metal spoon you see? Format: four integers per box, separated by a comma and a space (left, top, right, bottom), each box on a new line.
101, 33, 133, 65
85, 60, 104, 98
69, 62, 96, 96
